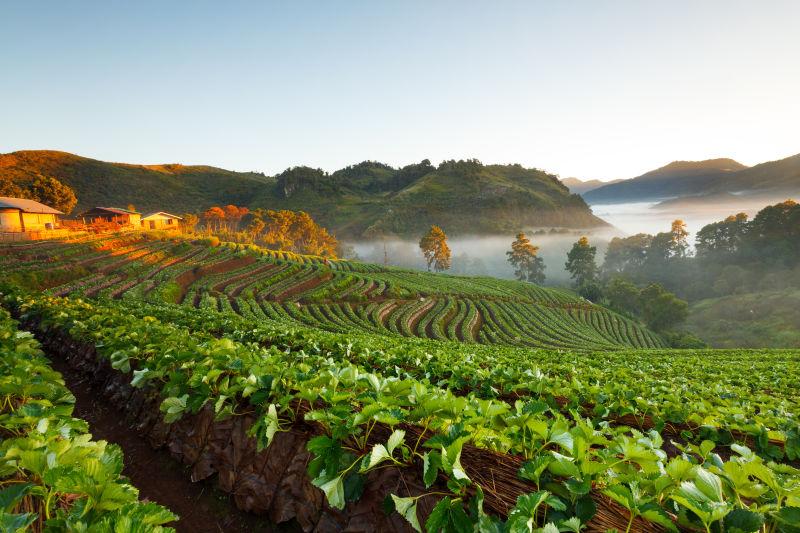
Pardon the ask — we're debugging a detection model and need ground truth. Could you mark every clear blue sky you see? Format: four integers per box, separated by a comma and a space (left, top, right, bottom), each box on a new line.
2, 1, 799, 181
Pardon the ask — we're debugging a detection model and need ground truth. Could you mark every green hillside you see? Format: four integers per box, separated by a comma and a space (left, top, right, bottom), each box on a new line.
0, 151, 607, 237
0, 150, 272, 213
0, 233, 662, 350
688, 289, 800, 348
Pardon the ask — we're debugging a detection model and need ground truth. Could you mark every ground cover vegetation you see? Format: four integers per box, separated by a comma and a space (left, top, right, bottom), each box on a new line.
0, 307, 177, 531
2, 231, 800, 531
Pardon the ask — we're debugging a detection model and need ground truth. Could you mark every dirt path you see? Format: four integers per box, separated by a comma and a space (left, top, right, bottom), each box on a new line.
47, 356, 287, 533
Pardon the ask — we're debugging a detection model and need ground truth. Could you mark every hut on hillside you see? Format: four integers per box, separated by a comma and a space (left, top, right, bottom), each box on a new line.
79, 207, 141, 227
0, 197, 67, 241
140, 212, 183, 230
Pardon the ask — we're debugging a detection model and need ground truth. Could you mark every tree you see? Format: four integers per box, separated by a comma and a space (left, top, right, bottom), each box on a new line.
203, 206, 225, 232
180, 213, 199, 233
29, 176, 77, 214
639, 283, 688, 332
603, 233, 653, 275
127, 204, 137, 213
648, 219, 690, 264
222, 205, 249, 232
565, 236, 598, 287
695, 213, 749, 261
258, 209, 338, 257
506, 233, 545, 283
605, 277, 642, 316
245, 216, 266, 240
419, 225, 451, 272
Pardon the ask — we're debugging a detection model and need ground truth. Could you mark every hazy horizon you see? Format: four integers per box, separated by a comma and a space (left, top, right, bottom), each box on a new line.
3, 1, 799, 181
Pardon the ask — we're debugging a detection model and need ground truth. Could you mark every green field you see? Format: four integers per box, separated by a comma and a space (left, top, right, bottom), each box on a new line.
2, 233, 799, 532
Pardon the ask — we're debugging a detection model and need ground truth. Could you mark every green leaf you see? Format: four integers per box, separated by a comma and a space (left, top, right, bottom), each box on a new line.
316, 475, 345, 510
639, 503, 678, 532
360, 444, 391, 472
0, 511, 38, 532
425, 497, 472, 533
723, 509, 764, 533
391, 495, 422, 532
387, 429, 405, 454
0, 484, 33, 512
441, 444, 470, 482
423, 451, 441, 488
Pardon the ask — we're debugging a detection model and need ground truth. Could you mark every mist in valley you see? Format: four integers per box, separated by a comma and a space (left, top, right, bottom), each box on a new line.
347, 228, 621, 286
345, 193, 798, 285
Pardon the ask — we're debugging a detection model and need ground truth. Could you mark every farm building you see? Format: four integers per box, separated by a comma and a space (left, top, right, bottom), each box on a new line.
141, 212, 183, 230
0, 197, 63, 232
79, 207, 141, 227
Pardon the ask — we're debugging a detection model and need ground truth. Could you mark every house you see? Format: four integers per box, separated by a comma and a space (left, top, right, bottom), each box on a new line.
141, 212, 183, 230
79, 207, 141, 227
0, 197, 64, 232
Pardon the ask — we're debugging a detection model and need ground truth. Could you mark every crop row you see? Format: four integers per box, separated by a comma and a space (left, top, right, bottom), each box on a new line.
0, 305, 176, 531
4, 289, 798, 532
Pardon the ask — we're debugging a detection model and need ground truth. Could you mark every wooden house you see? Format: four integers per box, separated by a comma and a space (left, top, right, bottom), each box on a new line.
0, 197, 63, 232
79, 207, 141, 227
140, 212, 183, 230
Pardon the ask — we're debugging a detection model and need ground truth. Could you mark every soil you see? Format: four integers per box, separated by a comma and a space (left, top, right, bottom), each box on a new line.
47, 355, 288, 533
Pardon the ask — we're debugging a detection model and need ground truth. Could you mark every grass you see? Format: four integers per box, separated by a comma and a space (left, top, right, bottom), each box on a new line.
688, 289, 800, 348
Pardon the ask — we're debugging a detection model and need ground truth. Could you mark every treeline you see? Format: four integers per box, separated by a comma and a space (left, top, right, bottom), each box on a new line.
603, 199, 800, 301
190, 205, 339, 257
0, 175, 77, 214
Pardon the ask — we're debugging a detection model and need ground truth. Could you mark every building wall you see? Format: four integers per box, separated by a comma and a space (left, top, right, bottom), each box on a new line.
0, 209, 23, 231
141, 215, 180, 230
21, 212, 58, 231
0, 209, 59, 232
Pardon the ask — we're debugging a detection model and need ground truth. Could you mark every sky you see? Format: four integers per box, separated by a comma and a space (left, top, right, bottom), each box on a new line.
2, 1, 799, 181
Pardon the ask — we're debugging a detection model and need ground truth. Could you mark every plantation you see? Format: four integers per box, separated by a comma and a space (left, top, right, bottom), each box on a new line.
1, 233, 799, 532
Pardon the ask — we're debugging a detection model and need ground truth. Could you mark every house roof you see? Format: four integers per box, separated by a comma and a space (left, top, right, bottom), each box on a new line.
141, 212, 183, 220
0, 197, 64, 215
80, 207, 139, 216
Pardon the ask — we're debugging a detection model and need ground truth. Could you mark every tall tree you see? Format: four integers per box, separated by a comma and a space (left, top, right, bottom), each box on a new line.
245, 215, 266, 241
203, 206, 225, 232
419, 225, 451, 272
639, 283, 689, 331
180, 213, 199, 233
29, 176, 77, 214
603, 233, 653, 275
565, 236, 598, 287
506, 233, 546, 283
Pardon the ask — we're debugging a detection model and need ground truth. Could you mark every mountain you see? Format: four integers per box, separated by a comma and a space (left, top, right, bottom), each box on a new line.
561, 177, 623, 195
583, 158, 748, 204
0, 151, 607, 237
0, 150, 272, 213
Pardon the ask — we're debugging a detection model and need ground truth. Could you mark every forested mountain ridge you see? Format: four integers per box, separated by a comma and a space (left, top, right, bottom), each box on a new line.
583, 152, 800, 204
0, 151, 607, 237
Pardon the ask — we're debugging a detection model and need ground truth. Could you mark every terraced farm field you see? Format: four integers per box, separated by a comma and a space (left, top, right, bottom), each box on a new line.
2, 232, 799, 532
1, 233, 664, 350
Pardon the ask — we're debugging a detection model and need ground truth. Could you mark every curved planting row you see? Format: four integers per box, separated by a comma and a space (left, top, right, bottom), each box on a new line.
5, 290, 799, 533
107, 298, 800, 465
6, 236, 665, 351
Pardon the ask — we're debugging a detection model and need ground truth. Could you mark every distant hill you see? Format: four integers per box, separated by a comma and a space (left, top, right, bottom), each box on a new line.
0, 150, 272, 214
0, 151, 607, 237
561, 177, 623, 195
583, 158, 748, 203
